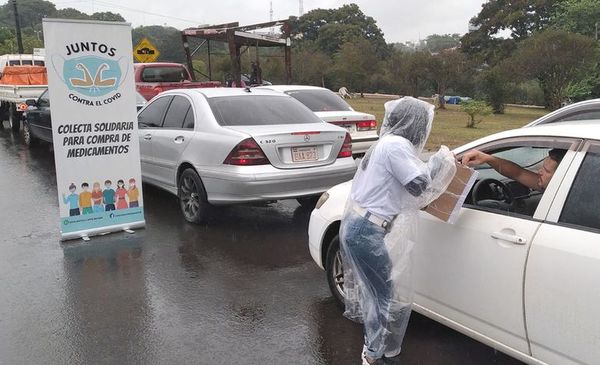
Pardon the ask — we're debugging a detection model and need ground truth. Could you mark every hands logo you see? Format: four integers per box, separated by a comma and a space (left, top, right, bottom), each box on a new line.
52, 55, 128, 97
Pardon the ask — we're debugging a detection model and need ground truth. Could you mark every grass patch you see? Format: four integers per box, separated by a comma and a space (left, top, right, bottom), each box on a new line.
347, 97, 549, 150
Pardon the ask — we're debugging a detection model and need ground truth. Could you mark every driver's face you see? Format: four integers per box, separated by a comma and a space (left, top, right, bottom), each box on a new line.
538, 157, 558, 190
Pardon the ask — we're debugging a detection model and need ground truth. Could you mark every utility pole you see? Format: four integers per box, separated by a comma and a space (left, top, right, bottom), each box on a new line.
596, 22, 598, 41
11, 0, 24, 54
269, 1, 274, 34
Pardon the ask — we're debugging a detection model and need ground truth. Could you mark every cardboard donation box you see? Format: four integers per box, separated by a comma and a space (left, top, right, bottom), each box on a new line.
425, 161, 478, 224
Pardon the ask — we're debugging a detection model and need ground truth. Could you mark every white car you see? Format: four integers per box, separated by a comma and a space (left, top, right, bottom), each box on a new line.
256, 85, 378, 156
308, 120, 600, 365
137, 88, 356, 223
525, 98, 600, 127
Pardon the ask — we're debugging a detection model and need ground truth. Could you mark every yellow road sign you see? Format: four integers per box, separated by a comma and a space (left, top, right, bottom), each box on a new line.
133, 38, 160, 63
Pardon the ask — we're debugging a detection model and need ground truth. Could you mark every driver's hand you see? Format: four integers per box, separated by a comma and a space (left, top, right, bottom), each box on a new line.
461, 150, 489, 166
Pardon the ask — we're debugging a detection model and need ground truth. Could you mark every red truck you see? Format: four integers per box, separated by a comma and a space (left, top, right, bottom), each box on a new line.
134, 62, 220, 101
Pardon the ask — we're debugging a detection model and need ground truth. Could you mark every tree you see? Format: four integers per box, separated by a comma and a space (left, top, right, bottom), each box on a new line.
423, 34, 461, 53
292, 41, 332, 87
332, 38, 378, 92
132, 26, 185, 63
0, 0, 56, 29
400, 51, 432, 97
461, 0, 559, 64
468, 0, 558, 40
553, 0, 600, 38
426, 50, 466, 108
505, 29, 599, 110
461, 100, 493, 128
289, 4, 389, 58
90, 11, 126, 22
54, 8, 90, 20
478, 66, 511, 113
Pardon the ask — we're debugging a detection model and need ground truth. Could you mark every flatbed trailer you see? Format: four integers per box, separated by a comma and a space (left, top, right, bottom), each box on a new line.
0, 84, 47, 131
0, 65, 47, 132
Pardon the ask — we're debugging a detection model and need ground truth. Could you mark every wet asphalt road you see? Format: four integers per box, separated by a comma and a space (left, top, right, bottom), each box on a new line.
0, 123, 523, 365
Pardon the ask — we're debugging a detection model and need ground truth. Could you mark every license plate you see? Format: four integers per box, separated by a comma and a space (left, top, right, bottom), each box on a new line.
292, 146, 318, 162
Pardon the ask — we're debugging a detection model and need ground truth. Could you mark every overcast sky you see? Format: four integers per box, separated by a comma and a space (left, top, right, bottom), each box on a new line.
48, 0, 485, 43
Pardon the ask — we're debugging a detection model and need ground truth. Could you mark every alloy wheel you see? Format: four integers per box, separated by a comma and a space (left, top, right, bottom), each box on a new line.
332, 249, 345, 299
180, 175, 201, 221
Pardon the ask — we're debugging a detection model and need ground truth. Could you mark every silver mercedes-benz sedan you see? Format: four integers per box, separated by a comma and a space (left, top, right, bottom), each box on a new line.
137, 88, 356, 223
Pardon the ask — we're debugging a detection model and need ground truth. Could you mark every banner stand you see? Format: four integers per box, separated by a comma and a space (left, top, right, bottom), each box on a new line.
43, 18, 146, 241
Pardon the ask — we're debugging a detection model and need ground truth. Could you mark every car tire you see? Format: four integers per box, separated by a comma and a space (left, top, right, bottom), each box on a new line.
22, 122, 37, 147
8, 105, 19, 133
297, 196, 320, 208
178, 168, 210, 224
325, 235, 345, 309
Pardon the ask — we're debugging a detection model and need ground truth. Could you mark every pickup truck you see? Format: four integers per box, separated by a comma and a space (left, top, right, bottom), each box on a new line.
134, 62, 220, 101
0, 65, 47, 132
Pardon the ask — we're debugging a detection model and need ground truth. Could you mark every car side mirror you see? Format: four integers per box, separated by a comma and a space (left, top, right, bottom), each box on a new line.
25, 99, 37, 106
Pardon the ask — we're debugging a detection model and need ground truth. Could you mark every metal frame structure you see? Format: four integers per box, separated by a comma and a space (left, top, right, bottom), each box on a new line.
181, 20, 292, 85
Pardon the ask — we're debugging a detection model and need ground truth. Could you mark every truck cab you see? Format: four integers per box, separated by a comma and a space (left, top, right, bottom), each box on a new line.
133, 62, 220, 101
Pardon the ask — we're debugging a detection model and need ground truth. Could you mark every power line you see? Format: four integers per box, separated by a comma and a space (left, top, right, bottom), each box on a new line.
92, 0, 203, 24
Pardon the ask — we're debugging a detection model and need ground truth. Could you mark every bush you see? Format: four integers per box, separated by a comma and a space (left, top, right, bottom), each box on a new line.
461, 100, 493, 128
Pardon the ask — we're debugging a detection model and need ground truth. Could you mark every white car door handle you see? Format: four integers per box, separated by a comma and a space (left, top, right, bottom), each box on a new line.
174, 136, 184, 143
491, 231, 527, 245
143, 134, 152, 140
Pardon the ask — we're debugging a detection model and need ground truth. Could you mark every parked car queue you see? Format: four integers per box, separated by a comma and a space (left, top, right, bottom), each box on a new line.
12, 85, 600, 365
19, 86, 360, 222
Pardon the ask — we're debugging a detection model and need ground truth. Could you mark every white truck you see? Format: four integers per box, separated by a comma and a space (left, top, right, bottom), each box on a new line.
0, 54, 47, 132
0, 84, 47, 132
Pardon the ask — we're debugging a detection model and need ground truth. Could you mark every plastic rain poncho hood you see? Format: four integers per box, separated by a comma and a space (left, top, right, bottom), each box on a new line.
340, 97, 456, 359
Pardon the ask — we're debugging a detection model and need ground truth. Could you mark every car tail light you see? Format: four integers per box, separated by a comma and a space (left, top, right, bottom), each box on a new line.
224, 138, 269, 166
337, 133, 352, 158
153, 86, 164, 95
356, 120, 377, 131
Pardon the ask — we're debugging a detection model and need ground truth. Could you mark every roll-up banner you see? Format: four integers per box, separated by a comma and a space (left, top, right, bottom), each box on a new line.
43, 19, 145, 241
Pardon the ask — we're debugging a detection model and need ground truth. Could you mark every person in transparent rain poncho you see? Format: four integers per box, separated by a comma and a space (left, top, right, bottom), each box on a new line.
339, 97, 456, 364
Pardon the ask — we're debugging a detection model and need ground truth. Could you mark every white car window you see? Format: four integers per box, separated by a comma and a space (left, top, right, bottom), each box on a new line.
285, 89, 353, 112
162, 96, 191, 129
463, 140, 574, 218
559, 144, 600, 231
182, 107, 194, 130
208, 95, 322, 126
138, 96, 172, 128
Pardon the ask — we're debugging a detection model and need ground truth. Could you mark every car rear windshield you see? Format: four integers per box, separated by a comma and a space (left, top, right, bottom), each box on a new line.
285, 89, 352, 112
208, 95, 323, 126
141, 66, 188, 82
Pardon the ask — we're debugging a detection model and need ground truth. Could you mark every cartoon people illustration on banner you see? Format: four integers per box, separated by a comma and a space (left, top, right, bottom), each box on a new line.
92, 182, 104, 213
115, 179, 128, 210
62, 183, 80, 216
62, 178, 141, 217
127, 178, 139, 208
79, 182, 93, 214
103, 179, 116, 211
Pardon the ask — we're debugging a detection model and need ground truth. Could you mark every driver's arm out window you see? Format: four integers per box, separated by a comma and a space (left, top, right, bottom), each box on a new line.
461, 140, 574, 218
